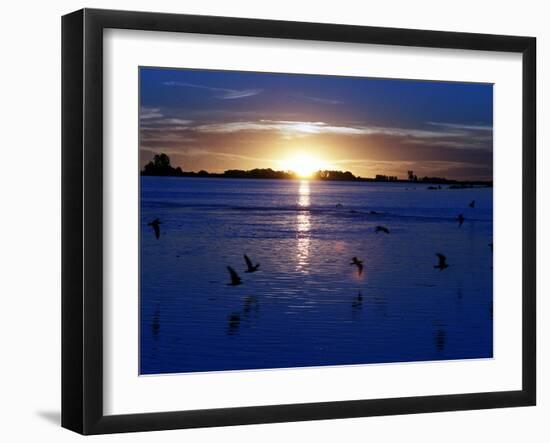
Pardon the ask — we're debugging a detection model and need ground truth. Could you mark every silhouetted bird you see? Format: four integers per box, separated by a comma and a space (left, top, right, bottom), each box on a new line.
227, 266, 242, 286
244, 254, 260, 273
434, 253, 450, 271
350, 257, 364, 275
147, 218, 161, 239
457, 213, 465, 227
375, 225, 390, 234
469, 200, 476, 208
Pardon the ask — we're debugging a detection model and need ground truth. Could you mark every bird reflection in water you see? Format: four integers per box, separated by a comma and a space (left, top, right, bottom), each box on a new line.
434, 325, 446, 352
226, 295, 260, 335
296, 181, 311, 274
372, 294, 387, 318
352, 292, 364, 317
227, 312, 241, 335
242, 295, 259, 316
152, 303, 160, 338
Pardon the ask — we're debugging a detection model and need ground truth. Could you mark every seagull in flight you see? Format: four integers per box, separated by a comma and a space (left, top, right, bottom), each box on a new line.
227, 266, 243, 286
457, 213, 465, 227
434, 253, 450, 271
375, 225, 390, 234
244, 254, 260, 273
147, 218, 161, 239
469, 200, 476, 208
350, 256, 364, 275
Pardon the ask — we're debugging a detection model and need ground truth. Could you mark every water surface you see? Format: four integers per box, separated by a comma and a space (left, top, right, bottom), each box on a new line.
140, 177, 493, 374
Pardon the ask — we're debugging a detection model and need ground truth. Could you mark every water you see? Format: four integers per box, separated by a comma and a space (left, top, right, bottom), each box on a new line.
140, 177, 493, 374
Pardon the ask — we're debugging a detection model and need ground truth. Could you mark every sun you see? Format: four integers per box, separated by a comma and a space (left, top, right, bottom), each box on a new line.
281, 152, 328, 178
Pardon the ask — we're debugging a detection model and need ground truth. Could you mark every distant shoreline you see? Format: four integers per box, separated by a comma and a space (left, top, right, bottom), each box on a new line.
140, 154, 492, 187
140, 172, 492, 187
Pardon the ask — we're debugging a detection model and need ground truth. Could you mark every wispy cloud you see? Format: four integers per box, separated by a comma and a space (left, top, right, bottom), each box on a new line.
153, 118, 194, 125
298, 94, 343, 105
184, 149, 276, 163
194, 120, 476, 139
140, 107, 163, 119
163, 81, 262, 100
427, 122, 492, 132
403, 139, 492, 151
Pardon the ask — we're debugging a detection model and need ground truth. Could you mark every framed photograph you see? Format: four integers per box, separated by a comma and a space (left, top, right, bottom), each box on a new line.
62, 8, 536, 435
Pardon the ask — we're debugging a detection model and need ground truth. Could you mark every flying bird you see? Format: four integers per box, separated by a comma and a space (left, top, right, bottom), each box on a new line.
244, 254, 260, 273
147, 218, 161, 239
350, 256, 364, 275
457, 213, 465, 227
375, 225, 390, 234
434, 253, 450, 271
226, 266, 242, 286
469, 200, 476, 208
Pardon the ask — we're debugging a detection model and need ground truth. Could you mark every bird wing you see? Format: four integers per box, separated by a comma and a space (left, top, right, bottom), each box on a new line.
244, 254, 253, 269
227, 266, 241, 283
436, 253, 446, 265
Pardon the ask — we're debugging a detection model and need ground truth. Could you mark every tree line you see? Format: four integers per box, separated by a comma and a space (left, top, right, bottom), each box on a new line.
141, 153, 492, 186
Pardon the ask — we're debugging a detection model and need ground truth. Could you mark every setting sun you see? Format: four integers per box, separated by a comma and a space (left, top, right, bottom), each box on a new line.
280, 153, 329, 178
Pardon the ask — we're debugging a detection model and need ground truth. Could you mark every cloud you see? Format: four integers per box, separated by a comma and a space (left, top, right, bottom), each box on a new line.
154, 118, 194, 125
194, 120, 478, 139
298, 94, 343, 105
184, 148, 276, 163
163, 81, 262, 99
427, 122, 493, 132
403, 139, 492, 151
140, 107, 163, 119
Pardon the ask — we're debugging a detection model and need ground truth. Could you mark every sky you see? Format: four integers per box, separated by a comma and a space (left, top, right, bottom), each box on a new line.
139, 67, 493, 180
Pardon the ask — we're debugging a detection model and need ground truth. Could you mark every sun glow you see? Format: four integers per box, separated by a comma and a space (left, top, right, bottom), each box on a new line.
280, 152, 329, 178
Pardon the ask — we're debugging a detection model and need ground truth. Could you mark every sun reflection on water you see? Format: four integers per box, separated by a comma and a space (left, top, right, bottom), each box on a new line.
296, 181, 311, 273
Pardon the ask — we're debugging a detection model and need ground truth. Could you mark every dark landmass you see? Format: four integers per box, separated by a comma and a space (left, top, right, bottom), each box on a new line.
141, 153, 492, 187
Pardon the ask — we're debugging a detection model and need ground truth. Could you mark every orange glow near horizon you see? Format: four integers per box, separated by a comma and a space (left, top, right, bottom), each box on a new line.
279, 152, 332, 179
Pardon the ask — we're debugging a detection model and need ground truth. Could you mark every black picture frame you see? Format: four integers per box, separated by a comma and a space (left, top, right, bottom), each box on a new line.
62, 8, 536, 435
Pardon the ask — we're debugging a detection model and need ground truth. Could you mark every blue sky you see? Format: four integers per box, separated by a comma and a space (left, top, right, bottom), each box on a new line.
140, 67, 493, 180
